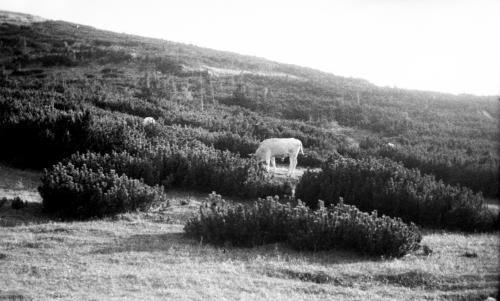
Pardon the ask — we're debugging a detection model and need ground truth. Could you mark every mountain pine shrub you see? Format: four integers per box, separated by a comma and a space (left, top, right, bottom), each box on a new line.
65, 141, 291, 199
0, 99, 93, 167
295, 157, 497, 231
39, 162, 166, 218
184, 193, 422, 257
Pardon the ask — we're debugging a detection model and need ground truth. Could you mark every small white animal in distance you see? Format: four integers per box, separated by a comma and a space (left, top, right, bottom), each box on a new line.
143, 117, 156, 126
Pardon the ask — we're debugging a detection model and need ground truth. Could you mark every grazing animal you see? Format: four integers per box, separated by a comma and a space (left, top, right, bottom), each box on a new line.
387, 142, 396, 148
254, 138, 304, 176
143, 117, 156, 126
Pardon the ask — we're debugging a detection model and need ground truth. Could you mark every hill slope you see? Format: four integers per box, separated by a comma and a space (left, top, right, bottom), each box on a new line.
0, 11, 498, 300
0, 10, 498, 197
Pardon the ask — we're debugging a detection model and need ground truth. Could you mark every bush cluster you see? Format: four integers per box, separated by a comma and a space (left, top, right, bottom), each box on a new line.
39, 162, 166, 218
184, 193, 422, 257
295, 157, 497, 231
0, 102, 93, 167
92, 95, 163, 119
0, 88, 143, 168
65, 143, 291, 199
0, 196, 27, 209
372, 142, 499, 199
2, 20, 498, 200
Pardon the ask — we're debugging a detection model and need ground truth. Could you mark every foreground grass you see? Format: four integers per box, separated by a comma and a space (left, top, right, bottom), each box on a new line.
0, 192, 498, 301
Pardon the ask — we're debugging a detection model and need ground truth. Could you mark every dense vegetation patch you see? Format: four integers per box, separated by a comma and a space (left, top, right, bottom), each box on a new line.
0, 17, 498, 222
184, 193, 422, 257
295, 157, 497, 231
39, 162, 166, 218
65, 144, 291, 199
0, 91, 92, 167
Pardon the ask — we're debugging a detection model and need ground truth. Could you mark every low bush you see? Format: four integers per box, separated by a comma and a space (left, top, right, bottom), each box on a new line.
184, 193, 422, 257
87, 114, 143, 154
38, 54, 78, 67
0, 104, 93, 168
92, 95, 163, 119
295, 157, 497, 231
0, 197, 27, 209
0, 92, 144, 168
39, 162, 166, 218
65, 142, 291, 199
10, 197, 27, 209
211, 132, 259, 157
10, 68, 45, 76
286, 199, 422, 257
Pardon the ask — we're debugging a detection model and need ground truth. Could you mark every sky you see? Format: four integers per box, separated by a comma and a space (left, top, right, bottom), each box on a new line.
1, 0, 499, 95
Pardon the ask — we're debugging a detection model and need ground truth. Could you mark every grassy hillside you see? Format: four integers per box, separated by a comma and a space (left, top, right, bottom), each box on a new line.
0, 11, 497, 198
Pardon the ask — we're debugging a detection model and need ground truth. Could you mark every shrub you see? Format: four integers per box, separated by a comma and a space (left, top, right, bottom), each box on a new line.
211, 132, 259, 157
0, 101, 93, 168
10, 69, 45, 77
184, 193, 422, 257
87, 115, 143, 154
297, 149, 324, 167
152, 57, 183, 74
38, 54, 78, 67
65, 142, 291, 199
10, 197, 27, 209
0, 90, 144, 168
286, 199, 422, 257
184, 193, 291, 246
92, 95, 163, 119
0, 197, 27, 209
64, 151, 161, 186
39, 162, 166, 218
295, 157, 497, 231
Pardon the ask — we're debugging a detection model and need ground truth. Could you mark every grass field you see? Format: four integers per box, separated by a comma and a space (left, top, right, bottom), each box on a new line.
0, 166, 499, 301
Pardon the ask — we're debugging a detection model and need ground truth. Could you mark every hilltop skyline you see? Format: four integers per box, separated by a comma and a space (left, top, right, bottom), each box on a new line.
1, 0, 499, 96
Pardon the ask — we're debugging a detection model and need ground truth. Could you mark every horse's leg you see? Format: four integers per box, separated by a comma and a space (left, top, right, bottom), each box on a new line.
291, 156, 298, 176
287, 155, 293, 176
271, 157, 276, 172
264, 152, 271, 172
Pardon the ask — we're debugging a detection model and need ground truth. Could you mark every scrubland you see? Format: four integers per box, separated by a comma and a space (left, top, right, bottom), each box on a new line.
0, 10, 499, 300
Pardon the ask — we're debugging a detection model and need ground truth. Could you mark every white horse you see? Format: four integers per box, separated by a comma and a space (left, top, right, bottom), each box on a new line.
254, 138, 304, 176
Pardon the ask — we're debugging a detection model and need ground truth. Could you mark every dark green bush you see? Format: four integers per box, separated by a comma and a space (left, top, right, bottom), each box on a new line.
38, 54, 78, 67
65, 142, 291, 199
184, 193, 291, 246
10, 197, 27, 209
39, 162, 166, 218
87, 115, 143, 154
64, 151, 161, 186
295, 157, 497, 231
0, 90, 146, 168
184, 193, 422, 257
0, 197, 27, 209
211, 132, 259, 157
92, 95, 163, 119
0, 100, 93, 167
286, 199, 422, 257
152, 56, 183, 74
